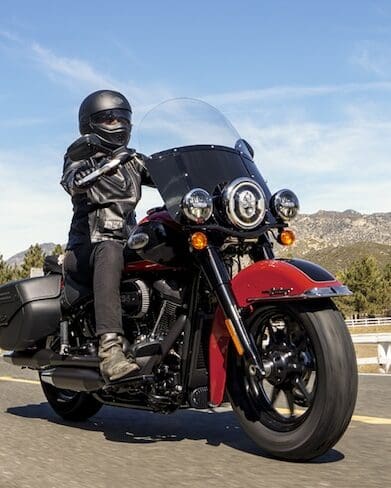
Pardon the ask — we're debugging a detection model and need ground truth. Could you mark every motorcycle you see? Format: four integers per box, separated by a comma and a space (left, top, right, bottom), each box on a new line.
0, 98, 357, 461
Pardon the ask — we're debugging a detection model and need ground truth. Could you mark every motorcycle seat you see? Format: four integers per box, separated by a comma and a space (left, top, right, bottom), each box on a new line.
61, 274, 92, 310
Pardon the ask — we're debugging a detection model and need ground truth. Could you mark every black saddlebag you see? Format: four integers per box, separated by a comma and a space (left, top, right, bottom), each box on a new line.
0, 275, 61, 351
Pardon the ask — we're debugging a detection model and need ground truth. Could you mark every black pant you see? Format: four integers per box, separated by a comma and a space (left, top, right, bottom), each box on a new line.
63, 241, 124, 336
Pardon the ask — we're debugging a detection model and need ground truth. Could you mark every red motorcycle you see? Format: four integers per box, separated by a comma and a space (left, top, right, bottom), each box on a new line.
0, 98, 357, 461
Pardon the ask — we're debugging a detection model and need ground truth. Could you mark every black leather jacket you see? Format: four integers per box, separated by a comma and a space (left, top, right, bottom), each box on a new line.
61, 150, 153, 249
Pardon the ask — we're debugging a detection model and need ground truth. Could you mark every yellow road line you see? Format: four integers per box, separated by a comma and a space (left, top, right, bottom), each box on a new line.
351, 414, 391, 425
264, 407, 391, 426
1, 376, 390, 425
0, 376, 40, 385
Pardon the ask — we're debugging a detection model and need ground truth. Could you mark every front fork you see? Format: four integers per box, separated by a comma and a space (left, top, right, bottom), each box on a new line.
197, 246, 266, 381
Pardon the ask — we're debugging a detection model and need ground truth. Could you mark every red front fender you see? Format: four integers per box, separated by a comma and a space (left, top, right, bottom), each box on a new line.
208, 258, 348, 406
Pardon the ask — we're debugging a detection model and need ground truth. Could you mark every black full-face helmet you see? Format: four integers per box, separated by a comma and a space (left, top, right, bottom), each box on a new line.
78, 90, 132, 147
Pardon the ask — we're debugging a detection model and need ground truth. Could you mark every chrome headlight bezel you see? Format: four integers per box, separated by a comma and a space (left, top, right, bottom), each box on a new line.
181, 188, 213, 224
223, 177, 266, 230
271, 189, 300, 221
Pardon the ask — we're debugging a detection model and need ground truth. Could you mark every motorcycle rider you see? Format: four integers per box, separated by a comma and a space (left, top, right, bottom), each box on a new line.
61, 89, 153, 382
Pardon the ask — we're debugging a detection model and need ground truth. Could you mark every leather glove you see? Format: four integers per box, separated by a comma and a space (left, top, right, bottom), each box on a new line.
74, 160, 96, 188
105, 147, 136, 176
112, 146, 136, 159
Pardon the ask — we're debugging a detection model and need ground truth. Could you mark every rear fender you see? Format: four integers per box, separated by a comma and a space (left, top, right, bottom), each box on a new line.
208, 258, 350, 406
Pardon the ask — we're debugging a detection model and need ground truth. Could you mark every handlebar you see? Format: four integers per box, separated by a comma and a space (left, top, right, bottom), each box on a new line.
78, 151, 143, 187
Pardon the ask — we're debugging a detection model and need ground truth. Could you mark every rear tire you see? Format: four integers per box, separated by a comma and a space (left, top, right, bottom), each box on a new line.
227, 299, 357, 461
40, 377, 103, 421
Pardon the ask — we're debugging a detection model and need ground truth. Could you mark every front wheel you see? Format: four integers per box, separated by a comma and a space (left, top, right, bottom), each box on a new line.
40, 376, 103, 421
227, 299, 358, 461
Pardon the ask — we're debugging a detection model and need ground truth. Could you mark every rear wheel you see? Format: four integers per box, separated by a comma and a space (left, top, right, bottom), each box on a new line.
40, 377, 103, 421
227, 299, 357, 461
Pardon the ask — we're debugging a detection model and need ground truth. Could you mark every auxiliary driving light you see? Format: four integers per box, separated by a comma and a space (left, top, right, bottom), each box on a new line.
182, 188, 213, 224
271, 189, 300, 221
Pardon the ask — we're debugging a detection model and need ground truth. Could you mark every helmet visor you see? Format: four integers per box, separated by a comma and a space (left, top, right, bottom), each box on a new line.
91, 109, 132, 130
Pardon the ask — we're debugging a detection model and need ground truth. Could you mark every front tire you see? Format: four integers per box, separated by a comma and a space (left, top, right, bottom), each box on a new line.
227, 299, 357, 461
40, 377, 103, 421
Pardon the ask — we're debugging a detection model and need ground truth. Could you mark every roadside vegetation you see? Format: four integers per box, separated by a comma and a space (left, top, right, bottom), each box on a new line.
0, 244, 63, 282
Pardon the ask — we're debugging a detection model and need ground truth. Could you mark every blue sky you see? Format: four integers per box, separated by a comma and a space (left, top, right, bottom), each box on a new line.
0, 0, 390, 258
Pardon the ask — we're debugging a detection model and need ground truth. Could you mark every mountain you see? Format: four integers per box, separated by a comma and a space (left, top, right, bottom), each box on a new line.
275, 210, 391, 273
6, 243, 59, 267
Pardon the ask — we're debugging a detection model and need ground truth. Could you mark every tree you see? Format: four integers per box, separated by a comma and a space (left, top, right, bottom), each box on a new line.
52, 244, 64, 257
20, 244, 45, 278
338, 256, 388, 318
0, 254, 14, 285
382, 263, 391, 316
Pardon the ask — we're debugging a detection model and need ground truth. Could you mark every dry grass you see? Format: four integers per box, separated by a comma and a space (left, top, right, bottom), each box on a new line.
348, 325, 391, 334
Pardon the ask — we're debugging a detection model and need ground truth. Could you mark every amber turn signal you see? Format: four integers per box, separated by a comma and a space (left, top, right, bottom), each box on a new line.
191, 232, 208, 250
278, 229, 296, 246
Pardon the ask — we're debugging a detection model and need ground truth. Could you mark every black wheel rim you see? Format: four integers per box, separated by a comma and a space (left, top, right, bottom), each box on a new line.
244, 306, 317, 432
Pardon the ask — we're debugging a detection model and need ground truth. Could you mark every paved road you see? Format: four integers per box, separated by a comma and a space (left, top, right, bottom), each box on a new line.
0, 361, 389, 488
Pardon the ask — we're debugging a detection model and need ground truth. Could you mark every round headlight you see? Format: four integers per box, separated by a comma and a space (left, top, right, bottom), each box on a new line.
182, 188, 213, 224
271, 189, 300, 220
223, 178, 266, 229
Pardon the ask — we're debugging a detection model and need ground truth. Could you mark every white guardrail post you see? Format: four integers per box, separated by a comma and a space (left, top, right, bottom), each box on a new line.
350, 333, 391, 374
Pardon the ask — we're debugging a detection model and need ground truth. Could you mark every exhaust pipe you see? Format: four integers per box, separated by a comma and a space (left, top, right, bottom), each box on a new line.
40, 367, 104, 392
3, 349, 99, 369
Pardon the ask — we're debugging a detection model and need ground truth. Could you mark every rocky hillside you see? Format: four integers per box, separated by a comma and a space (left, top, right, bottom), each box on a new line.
275, 210, 391, 273
288, 210, 391, 250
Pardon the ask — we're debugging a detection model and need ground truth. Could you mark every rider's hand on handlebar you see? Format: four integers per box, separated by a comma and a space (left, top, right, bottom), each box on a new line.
111, 146, 137, 161
74, 160, 96, 188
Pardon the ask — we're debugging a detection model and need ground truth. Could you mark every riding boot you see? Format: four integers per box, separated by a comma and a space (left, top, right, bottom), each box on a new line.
98, 333, 140, 382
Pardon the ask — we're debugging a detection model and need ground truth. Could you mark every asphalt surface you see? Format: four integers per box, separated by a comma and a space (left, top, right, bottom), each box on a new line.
0, 361, 389, 488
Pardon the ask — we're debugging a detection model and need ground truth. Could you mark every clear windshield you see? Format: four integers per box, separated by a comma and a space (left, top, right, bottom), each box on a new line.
136, 98, 270, 224
137, 98, 252, 159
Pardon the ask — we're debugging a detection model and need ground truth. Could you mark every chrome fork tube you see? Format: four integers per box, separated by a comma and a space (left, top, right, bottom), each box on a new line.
197, 246, 265, 378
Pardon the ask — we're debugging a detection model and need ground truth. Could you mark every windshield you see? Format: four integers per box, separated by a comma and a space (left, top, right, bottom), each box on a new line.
136, 98, 270, 224
137, 98, 253, 159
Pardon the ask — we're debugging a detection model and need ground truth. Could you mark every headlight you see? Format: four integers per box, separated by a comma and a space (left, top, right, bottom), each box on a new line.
182, 188, 213, 224
223, 178, 266, 229
271, 189, 300, 220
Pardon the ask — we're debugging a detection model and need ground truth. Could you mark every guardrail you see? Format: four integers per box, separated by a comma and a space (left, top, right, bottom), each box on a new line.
351, 333, 391, 374
346, 317, 391, 327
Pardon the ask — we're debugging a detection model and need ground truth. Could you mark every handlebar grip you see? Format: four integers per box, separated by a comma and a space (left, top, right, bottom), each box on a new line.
77, 152, 136, 187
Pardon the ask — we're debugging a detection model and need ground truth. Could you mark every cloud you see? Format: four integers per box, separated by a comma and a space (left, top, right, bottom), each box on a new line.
350, 41, 391, 77
0, 30, 171, 109
31, 43, 121, 91
236, 116, 391, 213
30, 42, 172, 109
0, 117, 48, 128
0, 29, 23, 43
203, 81, 391, 106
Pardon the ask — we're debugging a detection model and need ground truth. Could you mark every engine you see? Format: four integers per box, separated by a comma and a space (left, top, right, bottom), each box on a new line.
120, 279, 150, 318
120, 278, 184, 341
120, 278, 186, 404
